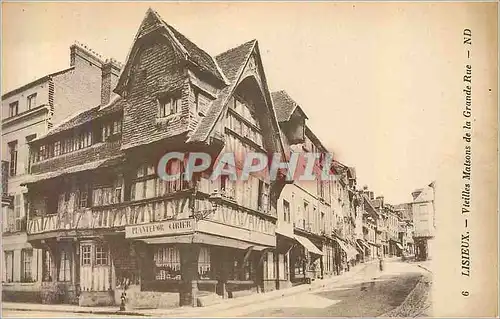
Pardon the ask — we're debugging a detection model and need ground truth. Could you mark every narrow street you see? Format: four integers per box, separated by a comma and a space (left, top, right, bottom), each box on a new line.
198, 259, 430, 318
2, 259, 431, 318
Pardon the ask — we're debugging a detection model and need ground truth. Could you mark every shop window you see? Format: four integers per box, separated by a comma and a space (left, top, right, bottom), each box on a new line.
95, 245, 108, 266
198, 247, 212, 279
59, 249, 71, 282
21, 249, 33, 282
154, 247, 181, 280
81, 244, 92, 266
4, 251, 13, 282
278, 254, 286, 280
266, 251, 275, 280
42, 249, 52, 281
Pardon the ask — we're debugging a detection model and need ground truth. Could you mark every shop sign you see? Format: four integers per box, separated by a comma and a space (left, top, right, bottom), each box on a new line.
125, 218, 195, 238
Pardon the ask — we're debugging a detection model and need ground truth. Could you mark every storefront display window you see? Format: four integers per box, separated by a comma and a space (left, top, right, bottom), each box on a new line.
154, 247, 181, 280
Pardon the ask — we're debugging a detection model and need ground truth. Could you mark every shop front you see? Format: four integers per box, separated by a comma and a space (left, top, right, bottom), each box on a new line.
123, 217, 276, 308
334, 237, 358, 272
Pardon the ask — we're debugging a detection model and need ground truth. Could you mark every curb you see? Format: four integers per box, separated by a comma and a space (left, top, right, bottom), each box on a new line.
3, 307, 149, 317
2, 307, 151, 317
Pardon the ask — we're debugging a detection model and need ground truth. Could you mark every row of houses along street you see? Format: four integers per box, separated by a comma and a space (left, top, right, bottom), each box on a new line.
1, 8, 436, 310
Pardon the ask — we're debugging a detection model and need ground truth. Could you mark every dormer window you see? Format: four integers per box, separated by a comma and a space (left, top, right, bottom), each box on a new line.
158, 94, 181, 118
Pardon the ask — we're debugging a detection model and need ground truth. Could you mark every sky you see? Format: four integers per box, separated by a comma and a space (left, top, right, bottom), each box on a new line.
2, 2, 468, 204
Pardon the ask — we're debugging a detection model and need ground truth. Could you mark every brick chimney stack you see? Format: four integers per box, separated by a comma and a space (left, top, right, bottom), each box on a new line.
101, 58, 121, 105
70, 41, 104, 68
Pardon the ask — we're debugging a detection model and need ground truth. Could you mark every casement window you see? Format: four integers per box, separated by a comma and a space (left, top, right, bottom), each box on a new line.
42, 249, 52, 282
95, 245, 108, 266
158, 95, 181, 117
154, 247, 181, 280
54, 141, 61, 157
9, 101, 19, 117
198, 247, 212, 279
8, 141, 18, 176
27, 93, 37, 109
130, 161, 186, 201
4, 251, 14, 282
283, 199, 290, 223
103, 120, 121, 140
79, 189, 88, 208
58, 249, 71, 282
21, 249, 33, 282
257, 180, 269, 213
14, 195, 22, 231
39, 145, 47, 161
81, 244, 92, 266
195, 91, 210, 117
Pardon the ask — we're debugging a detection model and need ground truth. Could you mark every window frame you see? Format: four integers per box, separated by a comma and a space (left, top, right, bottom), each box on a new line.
8, 101, 19, 117
8, 141, 18, 176
81, 244, 92, 266
27, 93, 37, 110
94, 244, 109, 266
58, 249, 71, 282
21, 249, 33, 282
158, 94, 181, 118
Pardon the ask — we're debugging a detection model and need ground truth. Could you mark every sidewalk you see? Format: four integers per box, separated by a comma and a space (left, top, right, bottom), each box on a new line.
3, 260, 377, 317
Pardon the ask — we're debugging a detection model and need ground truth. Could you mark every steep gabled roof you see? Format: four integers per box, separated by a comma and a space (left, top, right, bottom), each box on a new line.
187, 40, 256, 143
271, 90, 308, 122
115, 8, 227, 95
165, 21, 227, 83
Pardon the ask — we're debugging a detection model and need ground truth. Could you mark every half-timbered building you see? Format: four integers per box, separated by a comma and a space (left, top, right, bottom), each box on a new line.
23, 9, 290, 308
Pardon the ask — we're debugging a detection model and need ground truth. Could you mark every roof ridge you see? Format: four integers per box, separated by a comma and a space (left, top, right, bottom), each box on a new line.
161, 18, 228, 83
215, 39, 257, 59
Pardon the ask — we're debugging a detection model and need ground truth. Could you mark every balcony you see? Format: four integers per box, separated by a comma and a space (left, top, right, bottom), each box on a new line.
27, 195, 193, 236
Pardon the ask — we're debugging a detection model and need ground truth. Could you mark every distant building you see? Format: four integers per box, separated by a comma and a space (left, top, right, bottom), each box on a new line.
412, 182, 436, 261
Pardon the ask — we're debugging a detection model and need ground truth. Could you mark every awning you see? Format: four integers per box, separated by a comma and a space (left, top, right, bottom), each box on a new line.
395, 242, 404, 250
294, 235, 324, 256
335, 238, 358, 259
355, 241, 364, 252
357, 239, 371, 250
135, 233, 270, 251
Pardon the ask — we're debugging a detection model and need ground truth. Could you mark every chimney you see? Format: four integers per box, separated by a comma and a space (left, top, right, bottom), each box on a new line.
101, 59, 121, 105
70, 41, 104, 69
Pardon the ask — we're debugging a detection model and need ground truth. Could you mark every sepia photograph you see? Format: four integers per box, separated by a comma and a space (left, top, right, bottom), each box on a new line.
1, 2, 497, 318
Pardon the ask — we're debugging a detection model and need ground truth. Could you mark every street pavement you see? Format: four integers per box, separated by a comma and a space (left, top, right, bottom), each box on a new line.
2, 259, 431, 318
196, 259, 430, 317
